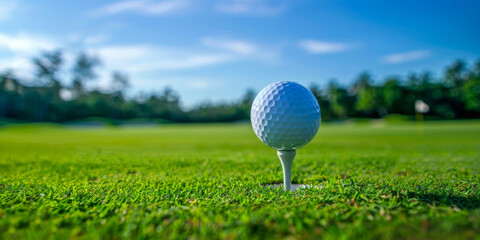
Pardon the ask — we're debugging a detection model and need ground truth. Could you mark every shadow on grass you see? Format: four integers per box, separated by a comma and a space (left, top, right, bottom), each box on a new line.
408, 193, 480, 210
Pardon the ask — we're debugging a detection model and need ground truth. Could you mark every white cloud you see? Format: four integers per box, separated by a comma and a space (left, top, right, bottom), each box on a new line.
67, 33, 111, 46
66, 33, 82, 43
0, 31, 279, 92
90, 0, 190, 16
299, 40, 352, 54
88, 38, 275, 75
0, 57, 34, 79
202, 37, 257, 55
216, 0, 286, 16
186, 79, 209, 89
84, 35, 110, 45
0, 57, 30, 70
0, 0, 19, 22
133, 77, 221, 89
382, 50, 431, 64
0, 32, 57, 54
202, 36, 281, 64
89, 44, 234, 73
0, 32, 57, 79
0, 32, 262, 83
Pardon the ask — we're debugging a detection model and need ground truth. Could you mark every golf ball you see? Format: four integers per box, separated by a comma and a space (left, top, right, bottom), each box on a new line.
251, 81, 321, 150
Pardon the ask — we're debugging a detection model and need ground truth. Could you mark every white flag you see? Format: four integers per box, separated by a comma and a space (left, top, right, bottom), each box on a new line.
415, 100, 430, 113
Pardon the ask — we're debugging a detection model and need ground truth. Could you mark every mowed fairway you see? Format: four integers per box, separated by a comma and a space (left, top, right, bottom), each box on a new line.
0, 121, 479, 239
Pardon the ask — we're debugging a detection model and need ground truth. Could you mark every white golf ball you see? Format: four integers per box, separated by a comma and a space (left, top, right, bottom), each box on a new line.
251, 81, 321, 150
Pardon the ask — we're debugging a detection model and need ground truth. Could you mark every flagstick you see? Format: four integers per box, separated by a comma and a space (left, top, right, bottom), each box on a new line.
415, 111, 424, 136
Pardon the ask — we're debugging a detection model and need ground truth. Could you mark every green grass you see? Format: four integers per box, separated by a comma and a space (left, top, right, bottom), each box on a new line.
0, 121, 479, 239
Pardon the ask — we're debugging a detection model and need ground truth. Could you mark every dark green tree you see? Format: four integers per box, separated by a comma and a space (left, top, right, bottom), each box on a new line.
463, 60, 480, 113
32, 50, 63, 88
352, 72, 385, 117
71, 52, 101, 97
379, 77, 403, 114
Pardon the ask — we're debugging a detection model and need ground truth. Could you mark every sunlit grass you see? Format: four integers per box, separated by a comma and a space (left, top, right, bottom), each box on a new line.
0, 121, 479, 239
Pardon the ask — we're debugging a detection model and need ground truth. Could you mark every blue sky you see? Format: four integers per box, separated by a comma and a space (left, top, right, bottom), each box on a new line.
0, 0, 479, 106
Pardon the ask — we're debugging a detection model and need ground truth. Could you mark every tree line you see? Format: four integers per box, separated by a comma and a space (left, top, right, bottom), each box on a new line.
0, 50, 479, 123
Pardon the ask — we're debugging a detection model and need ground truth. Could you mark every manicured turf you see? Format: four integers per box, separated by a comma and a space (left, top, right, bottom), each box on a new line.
0, 121, 479, 239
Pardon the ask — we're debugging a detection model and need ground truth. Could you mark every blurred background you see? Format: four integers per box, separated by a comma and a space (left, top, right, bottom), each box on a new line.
0, 0, 479, 124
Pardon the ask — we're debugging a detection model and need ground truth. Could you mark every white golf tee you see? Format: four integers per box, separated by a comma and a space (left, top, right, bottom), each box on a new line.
277, 150, 296, 191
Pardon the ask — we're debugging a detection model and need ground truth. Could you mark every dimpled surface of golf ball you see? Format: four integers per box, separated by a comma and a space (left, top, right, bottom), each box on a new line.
251, 81, 321, 150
